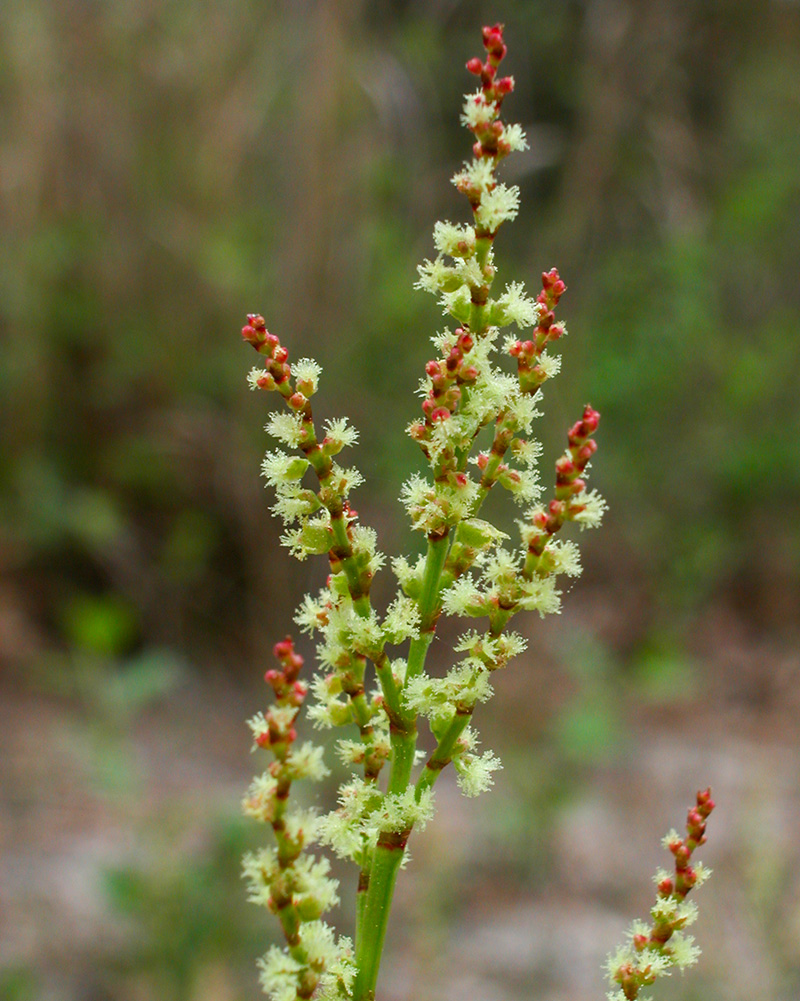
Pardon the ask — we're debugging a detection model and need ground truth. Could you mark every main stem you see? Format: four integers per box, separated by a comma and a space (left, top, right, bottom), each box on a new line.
353, 161, 496, 1001
352, 532, 450, 1001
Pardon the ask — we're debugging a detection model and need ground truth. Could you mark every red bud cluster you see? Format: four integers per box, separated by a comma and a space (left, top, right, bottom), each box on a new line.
419, 329, 476, 428
669, 788, 715, 897
466, 23, 512, 98
524, 405, 601, 563
649, 789, 715, 948
508, 269, 568, 393
256, 637, 308, 749
464, 23, 515, 158
242, 313, 292, 390
557, 404, 600, 506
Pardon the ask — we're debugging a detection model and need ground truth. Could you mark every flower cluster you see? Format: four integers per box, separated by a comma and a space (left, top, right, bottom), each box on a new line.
234, 24, 712, 1001
606, 790, 715, 1001
242, 639, 354, 1001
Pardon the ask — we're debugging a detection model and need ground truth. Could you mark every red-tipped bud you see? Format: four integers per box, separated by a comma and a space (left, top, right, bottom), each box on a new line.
273, 637, 294, 660
687, 807, 704, 830
673, 844, 691, 868
466, 56, 484, 75
569, 477, 586, 495
273, 345, 289, 365
495, 76, 514, 95
581, 405, 600, 433
425, 360, 440, 377
541, 269, 560, 290
696, 788, 715, 817
657, 876, 674, 896
476, 452, 490, 470
458, 332, 474, 352
531, 510, 548, 530
288, 392, 307, 411
575, 441, 598, 465
555, 455, 575, 478
430, 406, 451, 422
482, 24, 506, 60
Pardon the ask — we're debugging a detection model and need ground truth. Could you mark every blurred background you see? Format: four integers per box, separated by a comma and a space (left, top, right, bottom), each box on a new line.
1, 0, 799, 998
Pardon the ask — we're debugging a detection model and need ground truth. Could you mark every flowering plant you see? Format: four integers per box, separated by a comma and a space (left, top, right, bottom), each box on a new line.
237, 24, 712, 1001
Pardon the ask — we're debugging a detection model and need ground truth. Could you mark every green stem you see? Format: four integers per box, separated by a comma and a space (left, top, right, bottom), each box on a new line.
353, 533, 451, 1001
405, 533, 450, 680
415, 710, 472, 800
354, 832, 408, 1001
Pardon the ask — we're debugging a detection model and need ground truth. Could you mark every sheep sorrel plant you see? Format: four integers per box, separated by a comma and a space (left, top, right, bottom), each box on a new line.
238, 24, 714, 1001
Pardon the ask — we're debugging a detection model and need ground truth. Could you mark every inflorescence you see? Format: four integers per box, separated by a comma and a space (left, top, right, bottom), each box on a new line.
237, 23, 710, 1001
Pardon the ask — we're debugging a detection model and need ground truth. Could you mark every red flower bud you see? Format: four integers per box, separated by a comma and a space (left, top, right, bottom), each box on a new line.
696, 788, 715, 817
555, 455, 575, 478
466, 56, 484, 75
581, 405, 600, 433
458, 332, 474, 352
273, 636, 296, 661
575, 441, 598, 465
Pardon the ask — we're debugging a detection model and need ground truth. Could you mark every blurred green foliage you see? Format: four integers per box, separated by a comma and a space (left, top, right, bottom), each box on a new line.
101, 817, 263, 1001
3, 0, 797, 686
